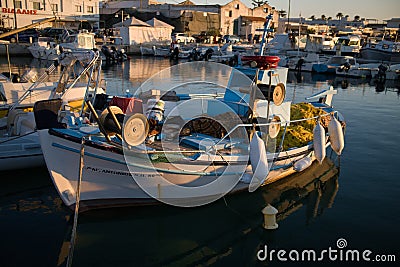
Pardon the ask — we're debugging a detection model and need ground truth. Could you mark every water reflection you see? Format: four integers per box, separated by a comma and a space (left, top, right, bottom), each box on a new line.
287, 70, 400, 92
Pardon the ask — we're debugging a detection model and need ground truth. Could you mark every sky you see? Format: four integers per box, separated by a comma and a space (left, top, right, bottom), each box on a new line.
165, 0, 400, 21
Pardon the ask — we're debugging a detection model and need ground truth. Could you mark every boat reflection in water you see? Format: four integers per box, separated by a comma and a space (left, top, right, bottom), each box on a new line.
56, 158, 340, 266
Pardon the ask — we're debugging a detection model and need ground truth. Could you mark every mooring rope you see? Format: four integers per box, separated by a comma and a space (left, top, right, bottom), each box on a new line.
0, 131, 36, 144
66, 136, 85, 267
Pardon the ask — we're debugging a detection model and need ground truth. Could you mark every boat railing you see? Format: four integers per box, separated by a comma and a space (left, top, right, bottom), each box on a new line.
208, 111, 337, 153
79, 51, 102, 115
9, 63, 58, 111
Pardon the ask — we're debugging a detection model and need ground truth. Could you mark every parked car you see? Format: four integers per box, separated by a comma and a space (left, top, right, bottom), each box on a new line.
222, 35, 240, 43
172, 33, 195, 43
1, 28, 40, 43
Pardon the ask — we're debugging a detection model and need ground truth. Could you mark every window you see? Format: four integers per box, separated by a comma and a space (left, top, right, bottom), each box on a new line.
229, 10, 232, 17
87, 6, 94, 13
33, 2, 41, 10
264, 8, 268, 13
51, 4, 58, 12
15, 1, 22, 8
75, 5, 82, 12
235, 4, 239, 9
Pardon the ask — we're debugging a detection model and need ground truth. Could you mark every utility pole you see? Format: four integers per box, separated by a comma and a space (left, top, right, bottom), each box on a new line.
287, 0, 291, 33
12, 0, 18, 42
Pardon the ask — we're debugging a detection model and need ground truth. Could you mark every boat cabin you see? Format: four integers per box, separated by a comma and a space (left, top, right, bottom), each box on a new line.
60, 31, 95, 50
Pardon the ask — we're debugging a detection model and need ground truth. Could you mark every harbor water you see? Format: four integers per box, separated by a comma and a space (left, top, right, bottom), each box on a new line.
0, 57, 399, 266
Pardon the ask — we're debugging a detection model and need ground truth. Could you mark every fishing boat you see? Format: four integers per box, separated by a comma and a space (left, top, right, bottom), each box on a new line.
37, 58, 345, 211
0, 50, 104, 171
37, 14, 345, 211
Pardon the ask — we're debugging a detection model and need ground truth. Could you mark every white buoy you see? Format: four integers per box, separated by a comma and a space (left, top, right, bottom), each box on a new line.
313, 120, 326, 164
249, 132, 269, 192
328, 115, 345, 155
262, 204, 279, 230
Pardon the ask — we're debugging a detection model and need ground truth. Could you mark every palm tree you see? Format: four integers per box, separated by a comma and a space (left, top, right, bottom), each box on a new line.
278, 9, 287, 18
336, 12, 344, 20
321, 14, 326, 21
327, 16, 332, 21
309, 15, 316, 20
354, 15, 360, 21
252, 0, 269, 7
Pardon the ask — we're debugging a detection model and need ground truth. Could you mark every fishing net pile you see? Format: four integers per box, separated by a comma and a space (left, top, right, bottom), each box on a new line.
276, 103, 329, 150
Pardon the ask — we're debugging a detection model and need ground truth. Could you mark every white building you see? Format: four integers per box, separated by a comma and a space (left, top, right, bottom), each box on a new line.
0, 0, 100, 29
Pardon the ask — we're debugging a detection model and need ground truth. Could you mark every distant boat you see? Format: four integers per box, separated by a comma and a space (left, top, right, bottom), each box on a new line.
360, 40, 400, 63
59, 30, 96, 51
305, 34, 336, 54
27, 36, 60, 61
0, 51, 104, 171
333, 35, 363, 57
370, 63, 400, 80
27, 30, 97, 61
139, 46, 155, 56
313, 56, 358, 73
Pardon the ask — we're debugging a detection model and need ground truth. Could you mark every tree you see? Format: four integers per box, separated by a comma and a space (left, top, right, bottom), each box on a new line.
354, 15, 360, 21
309, 15, 316, 20
278, 9, 287, 18
321, 14, 326, 20
327, 16, 332, 21
336, 12, 344, 20
252, 0, 269, 7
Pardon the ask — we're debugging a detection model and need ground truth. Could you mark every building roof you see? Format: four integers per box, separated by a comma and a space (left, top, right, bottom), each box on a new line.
178, 0, 195, 5
113, 17, 151, 27
145, 18, 174, 29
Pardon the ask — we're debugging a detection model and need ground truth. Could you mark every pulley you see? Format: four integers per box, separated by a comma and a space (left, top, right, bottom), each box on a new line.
268, 116, 281, 139
123, 113, 149, 147
99, 106, 123, 135
272, 83, 286, 106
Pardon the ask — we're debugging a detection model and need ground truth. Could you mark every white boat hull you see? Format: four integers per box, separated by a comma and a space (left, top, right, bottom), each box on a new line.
39, 126, 321, 210
28, 46, 59, 61
360, 48, 400, 63
0, 132, 44, 171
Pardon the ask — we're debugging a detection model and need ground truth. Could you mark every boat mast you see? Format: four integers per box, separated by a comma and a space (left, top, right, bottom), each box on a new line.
259, 14, 273, 57
249, 14, 274, 127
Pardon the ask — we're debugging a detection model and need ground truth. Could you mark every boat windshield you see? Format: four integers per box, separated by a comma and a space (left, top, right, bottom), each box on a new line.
337, 38, 350, 46
64, 36, 76, 43
349, 40, 359, 46
0, 90, 7, 102
329, 57, 347, 64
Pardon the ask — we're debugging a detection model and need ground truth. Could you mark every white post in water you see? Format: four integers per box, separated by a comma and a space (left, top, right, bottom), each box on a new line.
262, 204, 279, 229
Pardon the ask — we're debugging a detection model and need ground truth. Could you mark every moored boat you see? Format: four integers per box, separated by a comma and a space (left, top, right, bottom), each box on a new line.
0, 50, 104, 171
360, 40, 400, 63
37, 59, 345, 211
27, 36, 60, 61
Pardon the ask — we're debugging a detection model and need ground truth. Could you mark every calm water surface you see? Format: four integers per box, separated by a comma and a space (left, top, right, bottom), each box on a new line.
0, 57, 399, 266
